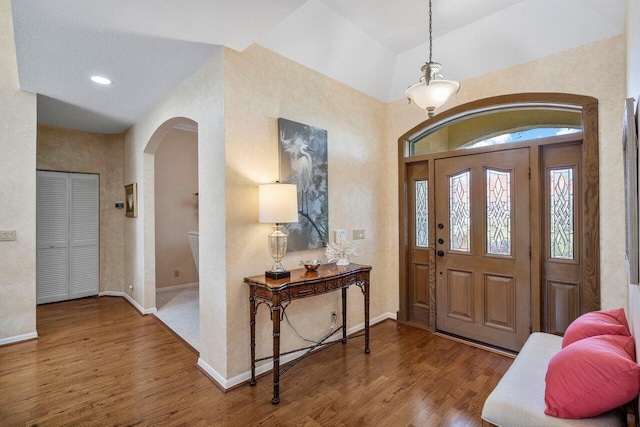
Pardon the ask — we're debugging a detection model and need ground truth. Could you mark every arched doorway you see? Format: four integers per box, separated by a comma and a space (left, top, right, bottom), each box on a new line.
144, 117, 200, 351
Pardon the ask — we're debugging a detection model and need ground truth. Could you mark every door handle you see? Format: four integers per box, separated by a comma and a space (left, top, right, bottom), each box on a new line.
437, 223, 444, 229
438, 238, 444, 244
50, 244, 55, 248
437, 250, 445, 257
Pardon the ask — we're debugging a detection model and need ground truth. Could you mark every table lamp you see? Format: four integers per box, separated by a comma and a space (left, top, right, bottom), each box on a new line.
259, 183, 299, 280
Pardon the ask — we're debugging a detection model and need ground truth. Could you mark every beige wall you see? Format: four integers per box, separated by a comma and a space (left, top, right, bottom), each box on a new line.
37, 125, 125, 293
387, 35, 628, 313
124, 50, 227, 379
0, 0, 37, 342
154, 128, 199, 288
225, 44, 394, 378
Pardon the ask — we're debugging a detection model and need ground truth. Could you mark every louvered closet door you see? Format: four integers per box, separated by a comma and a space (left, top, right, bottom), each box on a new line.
37, 171, 70, 304
69, 174, 99, 299
36, 171, 99, 304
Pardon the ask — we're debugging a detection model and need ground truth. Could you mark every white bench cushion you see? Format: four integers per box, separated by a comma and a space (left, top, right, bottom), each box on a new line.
481, 332, 626, 426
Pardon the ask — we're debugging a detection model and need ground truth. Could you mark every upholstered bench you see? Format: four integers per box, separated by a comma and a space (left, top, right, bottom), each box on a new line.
481, 332, 627, 427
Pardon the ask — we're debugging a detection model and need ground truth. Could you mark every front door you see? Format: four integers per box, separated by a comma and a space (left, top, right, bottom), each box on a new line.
434, 148, 530, 351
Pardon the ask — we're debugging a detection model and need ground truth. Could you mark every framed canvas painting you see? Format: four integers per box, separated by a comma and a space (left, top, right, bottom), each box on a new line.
624, 97, 639, 284
278, 118, 328, 250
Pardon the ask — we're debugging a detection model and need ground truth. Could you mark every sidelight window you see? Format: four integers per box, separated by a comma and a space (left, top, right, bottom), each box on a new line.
549, 168, 574, 259
415, 180, 429, 247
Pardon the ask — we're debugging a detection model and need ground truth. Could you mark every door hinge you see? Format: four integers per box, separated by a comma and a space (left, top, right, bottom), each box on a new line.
528, 168, 531, 179
529, 246, 532, 258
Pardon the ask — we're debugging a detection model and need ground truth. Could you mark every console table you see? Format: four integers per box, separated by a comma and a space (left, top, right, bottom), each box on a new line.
244, 263, 372, 404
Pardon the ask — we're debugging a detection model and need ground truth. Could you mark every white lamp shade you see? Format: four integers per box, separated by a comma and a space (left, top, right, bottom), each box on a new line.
405, 79, 460, 110
259, 183, 299, 223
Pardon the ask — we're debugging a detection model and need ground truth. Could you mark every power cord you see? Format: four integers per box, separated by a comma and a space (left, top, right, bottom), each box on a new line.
283, 309, 338, 345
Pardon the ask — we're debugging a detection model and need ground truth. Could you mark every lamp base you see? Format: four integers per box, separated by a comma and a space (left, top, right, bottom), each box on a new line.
265, 270, 290, 280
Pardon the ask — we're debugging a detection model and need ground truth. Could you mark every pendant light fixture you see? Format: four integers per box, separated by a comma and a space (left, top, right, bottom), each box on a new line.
405, 0, 460, 117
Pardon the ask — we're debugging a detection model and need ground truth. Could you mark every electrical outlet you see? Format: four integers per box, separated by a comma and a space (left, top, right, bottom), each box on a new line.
0, 229, 16, 241
353, 229, 365, 240
335, 230, 346, 243
331, 311, 337, 322
174, 270, 180, 278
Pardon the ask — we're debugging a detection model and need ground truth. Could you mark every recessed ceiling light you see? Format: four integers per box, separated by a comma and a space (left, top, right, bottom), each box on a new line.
90, 75, 112, 85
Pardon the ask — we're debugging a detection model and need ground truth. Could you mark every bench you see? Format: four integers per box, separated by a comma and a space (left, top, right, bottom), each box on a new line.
481, 332, 627, 427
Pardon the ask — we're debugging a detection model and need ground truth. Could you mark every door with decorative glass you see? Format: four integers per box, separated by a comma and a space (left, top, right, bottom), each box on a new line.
434, 148, 530, 351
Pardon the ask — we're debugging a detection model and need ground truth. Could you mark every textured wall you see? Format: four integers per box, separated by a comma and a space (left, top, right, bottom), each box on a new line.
0, 0, 37, 342
154, 128, 199, 288
387, 35, 628, 313
37, 125, 124, 293
225, 44, 393, 378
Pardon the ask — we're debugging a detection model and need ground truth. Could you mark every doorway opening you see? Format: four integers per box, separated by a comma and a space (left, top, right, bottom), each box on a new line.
146, 119, 200, 351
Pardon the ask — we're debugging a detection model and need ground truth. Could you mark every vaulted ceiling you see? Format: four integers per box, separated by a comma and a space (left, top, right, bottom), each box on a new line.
11, 0, 625, 134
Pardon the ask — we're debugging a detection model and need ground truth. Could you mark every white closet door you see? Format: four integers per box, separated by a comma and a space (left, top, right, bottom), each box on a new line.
69, 174, 99, 299
36, 171, 70, 304
36, 171, 99, 304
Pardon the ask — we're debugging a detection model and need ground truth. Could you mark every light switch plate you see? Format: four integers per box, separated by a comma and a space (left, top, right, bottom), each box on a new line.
0, 230, 16, 241
353, 229, 365, 240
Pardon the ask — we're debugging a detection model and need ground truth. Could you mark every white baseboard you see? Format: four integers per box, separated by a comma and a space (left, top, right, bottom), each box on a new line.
156, 282, 199, 293
222, 311, 397, 390
99, 291, 157, 315
0, 331, 38, 346
197, 358, 229, 389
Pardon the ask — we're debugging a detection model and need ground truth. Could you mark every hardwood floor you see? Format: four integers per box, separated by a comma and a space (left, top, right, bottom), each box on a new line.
0, 297, 512, 426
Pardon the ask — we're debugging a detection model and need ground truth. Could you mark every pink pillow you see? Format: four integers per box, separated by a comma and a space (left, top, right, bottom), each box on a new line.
562, 308, 631, 348
545, 334, 640, 418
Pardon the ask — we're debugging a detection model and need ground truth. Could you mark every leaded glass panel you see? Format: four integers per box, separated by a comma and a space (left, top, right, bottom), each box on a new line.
550, 168, 574, 259
450, 171, 471, 252
415, 180, 428, 247
486, 169, 512, 255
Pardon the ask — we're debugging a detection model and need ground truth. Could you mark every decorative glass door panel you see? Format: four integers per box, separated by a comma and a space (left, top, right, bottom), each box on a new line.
549, 168, 574, 260
415, 180, 429, 248
435, 148, 530, 352
486, 169, 512, 256
449, 171, 471, 252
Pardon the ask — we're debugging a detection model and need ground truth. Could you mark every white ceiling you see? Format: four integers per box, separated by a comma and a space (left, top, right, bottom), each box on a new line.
11, 0, 626, 134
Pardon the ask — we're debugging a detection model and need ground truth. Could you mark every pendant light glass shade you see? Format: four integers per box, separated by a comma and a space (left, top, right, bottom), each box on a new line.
405, 75, 460, 116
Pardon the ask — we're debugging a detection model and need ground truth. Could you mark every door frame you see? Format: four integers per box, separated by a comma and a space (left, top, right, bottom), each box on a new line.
397, 93, 599, 333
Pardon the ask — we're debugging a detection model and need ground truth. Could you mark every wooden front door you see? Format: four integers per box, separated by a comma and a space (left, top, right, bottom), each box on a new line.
434, 148, 531, 351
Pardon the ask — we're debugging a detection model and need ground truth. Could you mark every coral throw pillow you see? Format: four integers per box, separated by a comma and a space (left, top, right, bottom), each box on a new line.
562, 308, 631, 348
545, 334, 640, 418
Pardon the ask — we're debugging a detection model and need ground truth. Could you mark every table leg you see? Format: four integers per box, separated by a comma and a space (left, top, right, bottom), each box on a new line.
364, 280, 370, 354
271, 293, 282, 404
341, 287, 347, 343
249, 286, 257, 386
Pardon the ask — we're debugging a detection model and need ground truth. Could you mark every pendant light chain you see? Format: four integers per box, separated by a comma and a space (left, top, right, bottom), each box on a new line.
428, 0, 433, 64
405, 0, 459, 116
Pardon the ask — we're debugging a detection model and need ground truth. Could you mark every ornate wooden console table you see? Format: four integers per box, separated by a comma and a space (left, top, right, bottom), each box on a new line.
244, 263, 372, 404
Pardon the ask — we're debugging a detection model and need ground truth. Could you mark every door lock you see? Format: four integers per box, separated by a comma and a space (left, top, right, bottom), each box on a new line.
438, 238, 444, 244
437, 223, 444, 229
437, 250, 445, 257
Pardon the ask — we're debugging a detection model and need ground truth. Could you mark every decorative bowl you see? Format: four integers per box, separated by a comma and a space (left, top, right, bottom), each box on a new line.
300, 259, 322, 271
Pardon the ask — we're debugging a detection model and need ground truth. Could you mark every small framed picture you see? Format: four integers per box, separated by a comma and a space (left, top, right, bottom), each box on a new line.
125, 183, 137, 218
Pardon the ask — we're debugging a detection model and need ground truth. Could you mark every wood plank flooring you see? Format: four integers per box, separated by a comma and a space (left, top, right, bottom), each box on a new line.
0, 297, 512, 426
